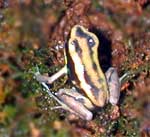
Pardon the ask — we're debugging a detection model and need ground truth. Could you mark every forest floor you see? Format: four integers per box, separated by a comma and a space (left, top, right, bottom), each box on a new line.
0, 0, 150, 136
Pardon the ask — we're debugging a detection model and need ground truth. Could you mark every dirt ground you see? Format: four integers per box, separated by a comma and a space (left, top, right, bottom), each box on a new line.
0, 0, 150, 136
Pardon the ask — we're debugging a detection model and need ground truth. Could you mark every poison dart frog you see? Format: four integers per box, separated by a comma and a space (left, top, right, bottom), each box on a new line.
35, 25, 120, 121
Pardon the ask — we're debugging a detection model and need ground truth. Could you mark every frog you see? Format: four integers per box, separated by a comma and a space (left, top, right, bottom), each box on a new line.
35, 25, 120, 121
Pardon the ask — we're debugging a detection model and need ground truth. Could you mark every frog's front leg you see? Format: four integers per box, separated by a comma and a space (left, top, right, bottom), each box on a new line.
35, 66, 67, 84
105, 67, 121, 105
56, 88, 94, 121
105, 67, 121, 119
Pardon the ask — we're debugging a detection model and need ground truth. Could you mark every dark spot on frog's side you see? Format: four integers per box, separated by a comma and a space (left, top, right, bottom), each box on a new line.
92, 62, 97, 71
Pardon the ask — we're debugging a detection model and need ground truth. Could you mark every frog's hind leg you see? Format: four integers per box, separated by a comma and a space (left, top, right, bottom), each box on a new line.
34, 67, 93, 120
56, 88, 95, 110
56, 88, 93, 121
34, 66, 74, 115
36, 80, 87, 119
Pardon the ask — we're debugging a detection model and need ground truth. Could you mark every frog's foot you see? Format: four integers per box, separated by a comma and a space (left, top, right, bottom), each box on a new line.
110, 105, 120, 120
34, 66, 49, 83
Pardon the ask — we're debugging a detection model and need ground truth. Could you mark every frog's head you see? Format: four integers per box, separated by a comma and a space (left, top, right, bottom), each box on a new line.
67, 25, 109, 107
69, 25, 99, 54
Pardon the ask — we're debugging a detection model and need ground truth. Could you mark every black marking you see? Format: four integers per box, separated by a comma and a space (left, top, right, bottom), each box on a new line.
65, 43, 77, 81
76, 27, 87, 38
76, 27, 95, 47
83, 71, 100, 98
65, 42, 81, 87
92, 62, 98, 71
72, 39, 82, 56
88, 50, 99, 73
75, 97, 85, 104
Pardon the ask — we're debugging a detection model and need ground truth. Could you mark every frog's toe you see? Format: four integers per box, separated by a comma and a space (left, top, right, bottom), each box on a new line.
84, 112, 93, 121
35, 74, 49, 83
109, 97, 119, 105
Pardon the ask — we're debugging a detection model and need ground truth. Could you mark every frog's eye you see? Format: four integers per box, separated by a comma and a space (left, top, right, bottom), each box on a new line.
87, 37, 95, 47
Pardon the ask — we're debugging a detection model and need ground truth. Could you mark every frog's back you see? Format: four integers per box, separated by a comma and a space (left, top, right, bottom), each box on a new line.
65, 25, 109, 107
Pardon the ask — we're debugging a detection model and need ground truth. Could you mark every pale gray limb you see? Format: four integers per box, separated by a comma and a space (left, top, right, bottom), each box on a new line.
39, 80, 77, 113
34, 67, 83, 115
105, 67, 120, 105
35, 65, 67, 84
